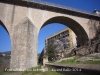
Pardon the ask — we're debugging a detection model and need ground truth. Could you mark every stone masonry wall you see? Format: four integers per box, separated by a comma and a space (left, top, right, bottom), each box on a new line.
10, 17, 37, 70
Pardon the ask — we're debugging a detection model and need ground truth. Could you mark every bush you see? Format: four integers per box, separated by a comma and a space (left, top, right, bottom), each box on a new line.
47, 45, 56, 61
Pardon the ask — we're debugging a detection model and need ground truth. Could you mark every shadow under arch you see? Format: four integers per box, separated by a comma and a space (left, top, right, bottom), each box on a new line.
0, 20, 9, 35
41, 16, 89, 46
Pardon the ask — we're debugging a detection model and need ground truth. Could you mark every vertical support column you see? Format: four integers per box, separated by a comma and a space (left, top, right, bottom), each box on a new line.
69, 28, 73, 48
10, 17, 37, 70
71, 31, 77, 48
43, 50, 48, 65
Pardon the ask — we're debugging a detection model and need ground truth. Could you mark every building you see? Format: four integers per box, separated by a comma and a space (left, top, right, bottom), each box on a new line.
93, 9, 100, 16
45, 28, 77, 50
43, 28, 77, 64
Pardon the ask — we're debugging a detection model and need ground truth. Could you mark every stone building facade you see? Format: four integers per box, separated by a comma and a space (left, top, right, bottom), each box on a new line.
43, 28, 77, 64
45, 28, 77, 50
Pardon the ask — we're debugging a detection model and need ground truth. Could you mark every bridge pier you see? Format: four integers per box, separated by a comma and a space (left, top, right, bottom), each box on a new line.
10, 18, 38, 70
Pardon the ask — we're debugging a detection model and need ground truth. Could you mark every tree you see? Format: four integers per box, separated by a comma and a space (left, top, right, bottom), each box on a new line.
38, 49, 44, 64
47, 45, 56, 61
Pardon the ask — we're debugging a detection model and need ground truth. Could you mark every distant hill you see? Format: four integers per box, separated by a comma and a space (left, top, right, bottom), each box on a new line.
0, 51, 11, 55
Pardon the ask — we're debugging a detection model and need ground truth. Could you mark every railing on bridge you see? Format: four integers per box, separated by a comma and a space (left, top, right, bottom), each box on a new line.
23, 0, 100, 17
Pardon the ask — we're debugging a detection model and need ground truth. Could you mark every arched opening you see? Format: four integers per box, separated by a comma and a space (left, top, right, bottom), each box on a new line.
38, 23, 68, 53
0, 20, 11, 52
42, 16, 89, 46
38, 23, 67, 63
0, 20, 9, 34
38, 16, 89, 64
0, 20, 12, 70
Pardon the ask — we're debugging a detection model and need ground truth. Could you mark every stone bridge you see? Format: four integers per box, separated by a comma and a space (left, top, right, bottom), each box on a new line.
0, 0, 100, 70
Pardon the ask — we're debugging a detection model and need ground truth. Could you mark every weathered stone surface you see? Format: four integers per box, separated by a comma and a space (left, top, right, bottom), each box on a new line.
53, 39, 64, 51
59, 29, 100, 58
70, 27, 100, 57
10, 17, 37, 70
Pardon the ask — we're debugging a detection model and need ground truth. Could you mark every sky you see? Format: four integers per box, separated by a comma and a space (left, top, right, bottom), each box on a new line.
0, 25, 11, 52
0, 0, 100, 53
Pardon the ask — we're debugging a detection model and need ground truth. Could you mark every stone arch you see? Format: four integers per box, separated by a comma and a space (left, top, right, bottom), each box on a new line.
0, 20, 12, 44
41, 16, 89, 46
0, 20, 9, 34
0, 20, 12, 68
0, 20, 12, 46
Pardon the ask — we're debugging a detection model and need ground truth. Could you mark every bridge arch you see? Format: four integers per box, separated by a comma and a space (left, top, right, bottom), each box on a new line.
41, 16, 89, 46
0, 20, 12, 43
0, 20, 9, 35
0, 20, 12, 50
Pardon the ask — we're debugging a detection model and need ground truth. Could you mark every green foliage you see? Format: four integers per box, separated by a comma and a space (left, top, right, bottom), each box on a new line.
22, 66, 62, 75
0, 71, 18, 75
38, 49, 44, 64
58, 56, 100, 64
38, 45, 56, 63
47, 45, 56, 61
0, 66, 62, 75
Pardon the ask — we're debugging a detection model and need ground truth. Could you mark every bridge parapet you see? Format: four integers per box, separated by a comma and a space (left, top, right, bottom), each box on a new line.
28, 0, 100, 17
0, 0, 100, 19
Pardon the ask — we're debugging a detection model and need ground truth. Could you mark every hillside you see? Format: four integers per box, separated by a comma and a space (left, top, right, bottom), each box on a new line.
0, 51, 11, 72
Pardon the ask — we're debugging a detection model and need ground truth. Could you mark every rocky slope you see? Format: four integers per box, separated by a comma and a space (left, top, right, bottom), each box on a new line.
67, 30, 100, 57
